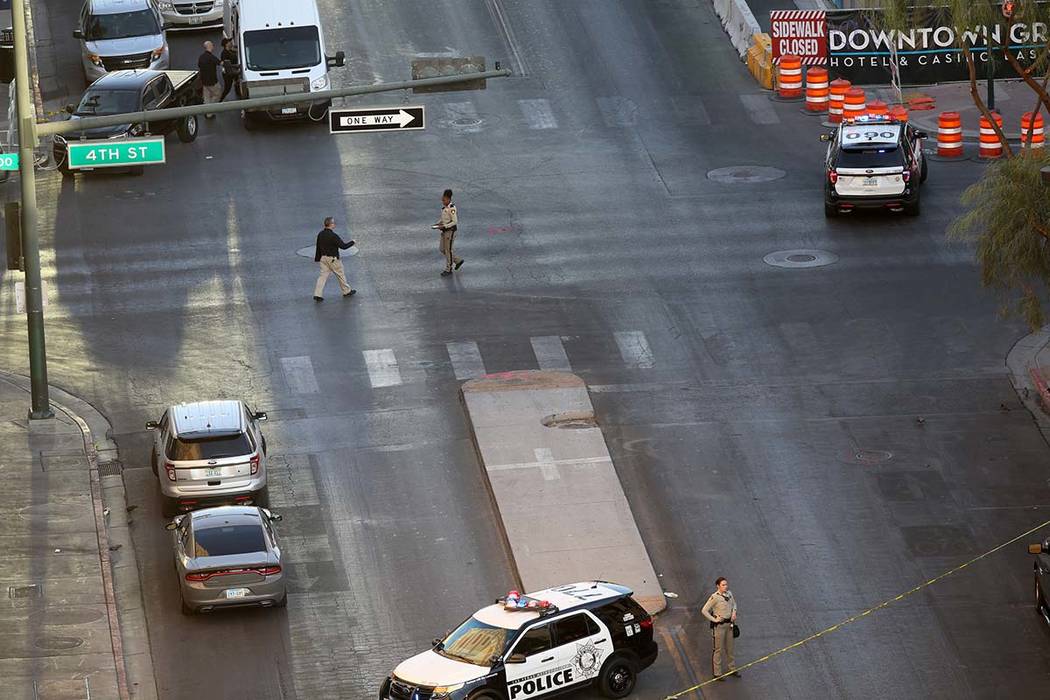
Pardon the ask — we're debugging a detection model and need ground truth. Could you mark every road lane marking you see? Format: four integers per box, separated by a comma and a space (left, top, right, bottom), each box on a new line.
363, 349, 402, 387
739, 94, 780, 125
487, 455, 608, 472
519, 98, 558, 129
615, 331, 655, 369
534, 447, 559, 481
446, 341, 487, 380
530, 335, 572, 371
280, 356, 320, 394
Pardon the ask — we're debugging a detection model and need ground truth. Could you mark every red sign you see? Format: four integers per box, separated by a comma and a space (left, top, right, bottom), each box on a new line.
770, 10, 828, 65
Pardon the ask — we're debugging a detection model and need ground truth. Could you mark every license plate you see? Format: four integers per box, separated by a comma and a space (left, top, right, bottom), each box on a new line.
225, 588, 249, 599
862, 177, 878, 187
189, 16, 202, 24
281, 107, 297, 114
205, 467, 222, 477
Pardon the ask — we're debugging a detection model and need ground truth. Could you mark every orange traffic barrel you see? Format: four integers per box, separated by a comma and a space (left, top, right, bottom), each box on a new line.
866, 99, 888, 117
937, 111, 963, 157
888, 105, 908, 123
843, 87, 866, 120
827, 79, 851, 123
979, 112, 1004, 159
804, 67, 829, 112
1022, 111, 1045, 150
777, 55, 803, 99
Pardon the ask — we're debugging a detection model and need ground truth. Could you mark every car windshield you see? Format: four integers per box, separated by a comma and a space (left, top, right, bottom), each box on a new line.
436, 616, 514, 667
76, 89, 139, 115
243, 26, 321, 71
193, 523, 266, 557
168, 432, 253, 461
837, 147, 904, 169
84, 10, 160, 41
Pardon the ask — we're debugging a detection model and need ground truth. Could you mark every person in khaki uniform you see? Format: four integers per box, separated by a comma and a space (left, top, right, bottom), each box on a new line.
313, 217, 356, 301
433, 188, 463, 276
701, 576, 740, 680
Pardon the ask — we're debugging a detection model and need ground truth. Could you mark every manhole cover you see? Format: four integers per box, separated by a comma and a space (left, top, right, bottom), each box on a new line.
763, 249, 838, 269
850, 449, 894, 465
29, 607, 105, 626
452, 117, 482, 127
34, 636, 84, 650
707, 166, 786, 183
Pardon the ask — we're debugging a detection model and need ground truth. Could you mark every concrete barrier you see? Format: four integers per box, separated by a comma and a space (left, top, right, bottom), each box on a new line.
461, 371, 665, 615
712, 0, 762, 60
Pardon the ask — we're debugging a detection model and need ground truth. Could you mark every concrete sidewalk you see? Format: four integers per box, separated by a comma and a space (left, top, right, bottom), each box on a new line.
462, 371, 665, 615
1006, 327, 1050, 438
0, 372, 156, 700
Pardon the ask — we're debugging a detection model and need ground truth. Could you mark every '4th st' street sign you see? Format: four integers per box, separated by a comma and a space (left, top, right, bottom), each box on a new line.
67, 137, 166, 169
329, 107, 425, 134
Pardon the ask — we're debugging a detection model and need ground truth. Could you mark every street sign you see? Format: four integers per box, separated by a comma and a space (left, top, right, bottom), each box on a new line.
0, 152, 17, 170
329, 107, 425, 134
66, 137, 165, 169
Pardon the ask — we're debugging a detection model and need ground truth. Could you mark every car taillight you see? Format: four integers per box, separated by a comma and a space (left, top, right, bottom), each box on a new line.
639, 618, 653, 629
185, 572, 210, 582
901, 170, 910, 182
827, 168, 838, 184
250, 454, 260, 475
165, 462, 176, 481
256, 565, 281, 576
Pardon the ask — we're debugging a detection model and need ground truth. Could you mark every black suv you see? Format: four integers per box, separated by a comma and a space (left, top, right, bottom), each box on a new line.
380, 582, 658, 700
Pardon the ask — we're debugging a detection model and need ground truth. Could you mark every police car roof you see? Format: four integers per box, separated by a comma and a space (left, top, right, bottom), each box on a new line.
473, 582, 632, 630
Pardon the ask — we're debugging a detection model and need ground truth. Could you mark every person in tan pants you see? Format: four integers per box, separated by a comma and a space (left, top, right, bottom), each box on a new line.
433, 189, 463, 277
701, 576, 740, 680
313, 217, 356, 301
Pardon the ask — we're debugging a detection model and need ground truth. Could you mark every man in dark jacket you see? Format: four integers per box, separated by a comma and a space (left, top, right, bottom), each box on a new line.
313, 217, 356, 301
219, 37, 239, 102
198, 41, 222, 118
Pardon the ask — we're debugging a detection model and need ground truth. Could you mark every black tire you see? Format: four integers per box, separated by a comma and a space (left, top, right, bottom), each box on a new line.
920, 157, 928, 183
177, 114, 198, 143
161, 495, 179, 519
128, 165, 145, 176
151, 451, 158, 477
1037, 575, 1044, 615
466, 693, 502, 700
904, 196, 920, 217
598, 656, 637, 699
253, 486, 269, 508
824, 202, 837, 218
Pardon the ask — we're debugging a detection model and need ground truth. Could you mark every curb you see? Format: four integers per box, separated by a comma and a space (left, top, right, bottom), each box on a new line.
0, 371, 158, 700
1004, 327, 1050, 440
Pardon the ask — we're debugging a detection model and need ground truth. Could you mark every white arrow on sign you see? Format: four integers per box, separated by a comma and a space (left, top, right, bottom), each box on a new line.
339, 109, 417, 129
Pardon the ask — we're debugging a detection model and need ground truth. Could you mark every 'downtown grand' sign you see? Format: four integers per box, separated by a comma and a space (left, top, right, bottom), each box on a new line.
828, 8, 1050, 85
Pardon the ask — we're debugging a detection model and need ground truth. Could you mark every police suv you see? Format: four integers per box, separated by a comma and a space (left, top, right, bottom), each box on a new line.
821, 115, 928, 217
380, 582, 658, 700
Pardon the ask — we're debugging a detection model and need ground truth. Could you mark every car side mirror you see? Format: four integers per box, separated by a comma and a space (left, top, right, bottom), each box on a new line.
64, 104, 76, 114
327, 50, 345, 68
269, 512, 282, 522
72, 29, 83, 39
253, 411, 267, 422
505, 653, 526, 664
432, 637, 443, 648
1030, 543, 1047, 554
145, 420, 159, 430
819, 133, 832, 142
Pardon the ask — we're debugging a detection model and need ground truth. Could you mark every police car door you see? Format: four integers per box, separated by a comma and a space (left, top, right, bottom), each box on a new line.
549, 612, 611, 689
504, 621, 560, 700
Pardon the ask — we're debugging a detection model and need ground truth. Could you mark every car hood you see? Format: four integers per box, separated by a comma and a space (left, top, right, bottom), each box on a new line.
63, 115, 132, 139
393, 649, 488, 687
85, 35, 163, 57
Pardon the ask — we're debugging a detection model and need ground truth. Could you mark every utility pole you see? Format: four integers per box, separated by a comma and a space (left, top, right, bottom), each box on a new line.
11, 0, 51, 419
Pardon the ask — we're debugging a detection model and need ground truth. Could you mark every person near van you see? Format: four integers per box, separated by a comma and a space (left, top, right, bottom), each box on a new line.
198, 41, 222, 118
219, 37, 240, 102
313, 217, 356, 301
433, 188, 463, 277
701, 577, 740, 680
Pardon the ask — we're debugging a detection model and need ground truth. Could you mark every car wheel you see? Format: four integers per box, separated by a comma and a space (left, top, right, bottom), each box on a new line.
904, 196, 920, 217
161, 495, 179, 519
920, 157, 928, 183
824, 202, 837, 218
181, 594, 195, 616
466, 692, 502, 700
598, 655, 637, 698
177, 114, 198, 143
151, 451, 158, 477
253, 486, 270, 508
1037, 575, 1044, 615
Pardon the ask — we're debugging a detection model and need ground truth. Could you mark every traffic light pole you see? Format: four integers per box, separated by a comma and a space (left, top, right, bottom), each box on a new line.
11, 0, 52, 419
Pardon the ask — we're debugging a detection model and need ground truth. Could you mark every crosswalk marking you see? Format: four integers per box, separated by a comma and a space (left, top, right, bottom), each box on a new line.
446, 341, 487, 380
363, 349, 402, 387
280, 356, 320, 394
614, 331, 655, 369
597, 96, 638, 127
530, 335, 572, 371
739, 94, 780, 125
518, 98, 558, 129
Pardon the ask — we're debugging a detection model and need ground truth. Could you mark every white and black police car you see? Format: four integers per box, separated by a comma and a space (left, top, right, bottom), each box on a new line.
821, 115, 929, 218
379, 582, 658, 700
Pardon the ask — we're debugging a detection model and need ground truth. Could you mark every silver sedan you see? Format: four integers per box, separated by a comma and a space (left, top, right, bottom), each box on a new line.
167, 505, 287, 614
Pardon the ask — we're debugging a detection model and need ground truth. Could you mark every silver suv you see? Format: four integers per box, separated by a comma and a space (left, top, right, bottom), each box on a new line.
74, 0, 170, 83
147, 400, 268, 517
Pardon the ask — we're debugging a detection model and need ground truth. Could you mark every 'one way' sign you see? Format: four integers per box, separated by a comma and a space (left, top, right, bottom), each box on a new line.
329, 106, 425, 134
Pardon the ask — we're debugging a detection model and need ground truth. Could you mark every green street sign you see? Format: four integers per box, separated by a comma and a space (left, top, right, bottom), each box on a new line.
0, 153, 18, 171
67, 137, 166, 169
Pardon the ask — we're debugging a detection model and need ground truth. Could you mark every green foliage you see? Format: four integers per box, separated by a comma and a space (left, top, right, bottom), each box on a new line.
950, 150, 1050, 328
880, 1, 1050, 31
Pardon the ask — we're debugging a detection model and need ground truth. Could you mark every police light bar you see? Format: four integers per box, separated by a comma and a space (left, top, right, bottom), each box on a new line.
498, 590, 559, 615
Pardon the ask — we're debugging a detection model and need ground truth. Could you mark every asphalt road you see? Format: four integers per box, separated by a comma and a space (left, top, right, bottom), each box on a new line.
1, 0, 1049, 697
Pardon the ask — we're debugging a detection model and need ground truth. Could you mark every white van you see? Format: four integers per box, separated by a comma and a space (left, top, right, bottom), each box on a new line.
223, 0, 344, 129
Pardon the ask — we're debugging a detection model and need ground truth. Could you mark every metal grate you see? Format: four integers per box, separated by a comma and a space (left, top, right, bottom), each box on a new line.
100, 52, 152, 72
174, 1, 214, 14
97, 461, 123, 477
9, 584, 42, 599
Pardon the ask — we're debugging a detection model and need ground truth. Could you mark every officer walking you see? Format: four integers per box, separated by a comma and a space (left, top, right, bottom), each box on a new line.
701, 576, 740, 681
433, 188, 463, 277
313, 217, 356, 301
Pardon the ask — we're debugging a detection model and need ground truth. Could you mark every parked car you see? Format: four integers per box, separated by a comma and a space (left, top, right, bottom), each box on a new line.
146, 400, 269, 518
167, 505, 286, 614
1030, 539, 1050, 627
156, 0, 223, 31
53, 69, 201, 177
74, 0, 170, 84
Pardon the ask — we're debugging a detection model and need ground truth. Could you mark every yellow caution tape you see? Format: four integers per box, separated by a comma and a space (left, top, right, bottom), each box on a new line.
664, 516, 1050, 698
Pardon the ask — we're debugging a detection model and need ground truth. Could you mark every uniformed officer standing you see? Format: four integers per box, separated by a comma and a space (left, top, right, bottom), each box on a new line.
701, 577, 740, 680
434, 188, 464, 277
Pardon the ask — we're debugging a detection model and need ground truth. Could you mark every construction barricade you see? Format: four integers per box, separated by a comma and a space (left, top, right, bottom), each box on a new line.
746, 33, 773, 90
888, 105, 909, 123
804, 67, 829, 112
936, 112, 963, 157
843, 87, 866, 120
979, 112, 1004, 159
866, 99, 888, 117
827, 79, 850, 123
1022, 111, 1045, 150
777, 55, 802, 99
